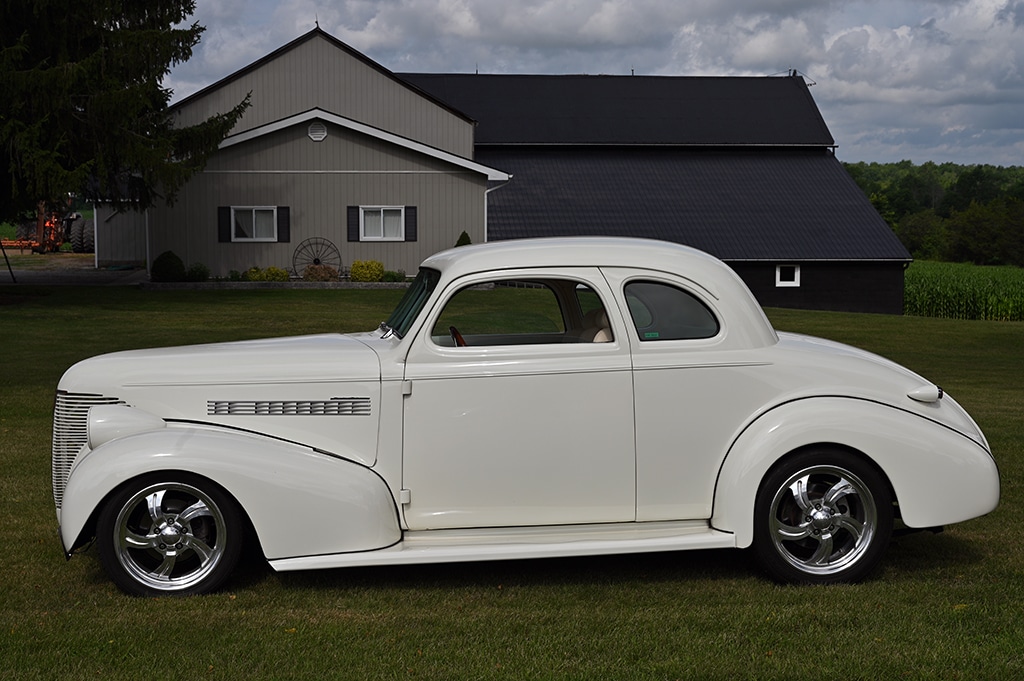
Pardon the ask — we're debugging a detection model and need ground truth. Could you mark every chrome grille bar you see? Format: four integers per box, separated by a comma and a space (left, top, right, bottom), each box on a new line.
52, 391, 125, 508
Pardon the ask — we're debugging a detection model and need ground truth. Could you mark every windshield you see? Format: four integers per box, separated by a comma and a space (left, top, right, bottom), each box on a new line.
383, 267, 441, 338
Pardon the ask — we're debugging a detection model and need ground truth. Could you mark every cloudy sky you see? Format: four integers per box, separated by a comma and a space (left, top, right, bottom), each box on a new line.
165, 0, 1024, 165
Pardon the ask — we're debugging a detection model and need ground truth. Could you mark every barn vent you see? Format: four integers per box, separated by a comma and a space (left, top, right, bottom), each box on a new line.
308, 121, 327, 142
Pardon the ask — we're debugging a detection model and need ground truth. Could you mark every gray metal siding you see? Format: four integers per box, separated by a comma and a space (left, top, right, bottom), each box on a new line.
94, 205, 147, 267
173, 35, 474, 157
149, 122, 487, 276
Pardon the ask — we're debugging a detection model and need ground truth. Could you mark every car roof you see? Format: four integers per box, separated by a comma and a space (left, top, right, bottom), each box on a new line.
421, 238, 779, 349
423, 237, 732, 296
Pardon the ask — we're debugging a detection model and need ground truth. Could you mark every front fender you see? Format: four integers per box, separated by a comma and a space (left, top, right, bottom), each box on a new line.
61, 426, 401, 560
711, 397, 999, 547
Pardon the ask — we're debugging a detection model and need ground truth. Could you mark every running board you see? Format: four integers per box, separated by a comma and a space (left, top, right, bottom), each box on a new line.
270, 521, 735, 572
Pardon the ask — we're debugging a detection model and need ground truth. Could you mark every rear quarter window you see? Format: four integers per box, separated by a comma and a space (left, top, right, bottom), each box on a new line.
624, 281, 720, 341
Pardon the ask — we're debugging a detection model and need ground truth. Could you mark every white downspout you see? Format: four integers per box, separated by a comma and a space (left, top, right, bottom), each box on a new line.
483, 176, 512, 243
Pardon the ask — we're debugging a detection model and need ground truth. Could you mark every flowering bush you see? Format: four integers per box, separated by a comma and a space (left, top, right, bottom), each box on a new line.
242, 266, 290, 282
350, 260, 385, 282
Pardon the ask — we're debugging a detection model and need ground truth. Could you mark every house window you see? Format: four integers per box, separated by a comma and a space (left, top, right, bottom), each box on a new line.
361, 207, 405, 241
776, 265, 801, 288
347, 205, 416, 243
232, 207, 277, 242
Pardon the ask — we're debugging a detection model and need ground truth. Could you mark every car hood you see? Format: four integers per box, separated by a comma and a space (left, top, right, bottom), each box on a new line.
58, 334, 383, 464
59, 334, 380, 390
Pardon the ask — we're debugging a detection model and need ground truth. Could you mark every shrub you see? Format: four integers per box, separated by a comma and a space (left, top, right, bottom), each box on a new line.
455, 231, 472, 247
350, 260, 384, 282
185, 262, 210, 282
151, 250, 186, 282
303, 264, 339, 281
243, 266, 290, 282
382, 270, 406, 282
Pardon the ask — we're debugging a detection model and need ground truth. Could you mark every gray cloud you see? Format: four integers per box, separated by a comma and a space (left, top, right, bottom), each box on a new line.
165, 0, 1024, 164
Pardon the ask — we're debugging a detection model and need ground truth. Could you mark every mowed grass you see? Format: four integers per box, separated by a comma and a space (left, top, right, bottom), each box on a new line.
1, 286, 1022, 679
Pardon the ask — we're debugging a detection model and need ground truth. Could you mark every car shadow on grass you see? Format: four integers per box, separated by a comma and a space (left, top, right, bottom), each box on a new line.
882, 528, 987, 578
231, 529, 988, 595
258, 548, 757, 593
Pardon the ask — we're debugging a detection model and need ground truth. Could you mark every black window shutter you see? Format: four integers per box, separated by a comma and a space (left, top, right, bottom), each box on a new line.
347, 206, 360, 242
217, 206, 231, 243
404, 206, 417, 242
277, 206, 290, 243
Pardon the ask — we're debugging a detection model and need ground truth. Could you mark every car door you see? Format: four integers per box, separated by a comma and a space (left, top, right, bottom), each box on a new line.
401, 269, 636, 530
601, 268, 778, 522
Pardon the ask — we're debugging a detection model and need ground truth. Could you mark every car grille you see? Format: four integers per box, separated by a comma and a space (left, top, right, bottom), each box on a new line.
52, 391, 125, 509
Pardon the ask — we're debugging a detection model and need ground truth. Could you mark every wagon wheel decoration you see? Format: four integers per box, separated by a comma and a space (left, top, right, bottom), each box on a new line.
292, 238, 341, 277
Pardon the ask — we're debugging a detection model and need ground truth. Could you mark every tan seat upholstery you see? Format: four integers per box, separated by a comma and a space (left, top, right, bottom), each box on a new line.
579, 309, 612, 343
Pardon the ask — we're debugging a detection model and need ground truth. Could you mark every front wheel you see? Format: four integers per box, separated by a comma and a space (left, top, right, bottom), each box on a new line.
753, 450, 893, 584
97, 474, 243, 596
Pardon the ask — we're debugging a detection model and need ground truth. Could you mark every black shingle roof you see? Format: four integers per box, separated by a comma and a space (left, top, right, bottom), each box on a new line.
402, 72, 908, 262
400, 73, 834, 147
479, 148, 909, 261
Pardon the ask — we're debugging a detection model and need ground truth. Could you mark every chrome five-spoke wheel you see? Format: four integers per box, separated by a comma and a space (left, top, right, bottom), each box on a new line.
754, 450, 893, 584
98, 474, 243, 596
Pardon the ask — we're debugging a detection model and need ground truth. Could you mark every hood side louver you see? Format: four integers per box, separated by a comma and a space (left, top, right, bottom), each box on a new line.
207, 397, 372, 416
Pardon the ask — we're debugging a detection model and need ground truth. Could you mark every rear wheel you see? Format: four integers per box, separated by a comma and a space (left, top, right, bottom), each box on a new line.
70, 218, 85, 252
97, 473, 243, 596
753, 449, 893, 584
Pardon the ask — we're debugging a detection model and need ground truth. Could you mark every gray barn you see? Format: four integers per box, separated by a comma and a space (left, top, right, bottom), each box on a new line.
98, 27, 910, 313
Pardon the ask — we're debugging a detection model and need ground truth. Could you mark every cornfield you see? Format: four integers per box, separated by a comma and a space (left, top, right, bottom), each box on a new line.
904, 260, 1024, 321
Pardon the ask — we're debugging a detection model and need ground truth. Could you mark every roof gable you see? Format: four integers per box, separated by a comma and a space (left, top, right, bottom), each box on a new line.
172, 29, 476, 157
401, 73, 834, 147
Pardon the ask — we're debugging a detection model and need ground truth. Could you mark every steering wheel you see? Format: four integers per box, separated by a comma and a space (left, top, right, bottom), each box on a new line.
449, 326, 467, 347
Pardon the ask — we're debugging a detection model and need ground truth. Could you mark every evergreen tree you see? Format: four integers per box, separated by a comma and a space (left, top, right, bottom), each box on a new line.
0, 0, 249, 222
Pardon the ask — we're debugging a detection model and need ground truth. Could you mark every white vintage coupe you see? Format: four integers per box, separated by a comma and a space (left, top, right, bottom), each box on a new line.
52, 238, 999, 595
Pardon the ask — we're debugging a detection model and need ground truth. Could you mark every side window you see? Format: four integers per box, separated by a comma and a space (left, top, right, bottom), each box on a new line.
430, 279, 613, 346
575, 284, 605, 317
624, 281, 719, 341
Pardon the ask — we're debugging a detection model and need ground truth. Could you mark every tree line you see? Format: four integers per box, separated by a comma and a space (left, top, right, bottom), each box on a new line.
843, 161, 1024, 266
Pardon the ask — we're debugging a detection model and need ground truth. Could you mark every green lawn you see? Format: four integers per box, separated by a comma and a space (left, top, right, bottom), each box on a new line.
1, 286, 1021, 679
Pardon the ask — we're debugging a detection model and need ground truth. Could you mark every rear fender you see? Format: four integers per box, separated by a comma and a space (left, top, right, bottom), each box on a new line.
712, 397, 999, 547
61, 426, 401, 560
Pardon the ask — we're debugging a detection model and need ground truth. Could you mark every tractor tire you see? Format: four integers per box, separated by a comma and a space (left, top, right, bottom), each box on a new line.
83, 221, 95, 253
70, 218, 85, 253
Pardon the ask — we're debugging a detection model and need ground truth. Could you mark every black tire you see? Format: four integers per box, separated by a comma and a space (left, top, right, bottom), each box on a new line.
97, 473, 244, 596
82, 221, 94, 253
70, 218, 85, 252
753, 448, 893, 584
